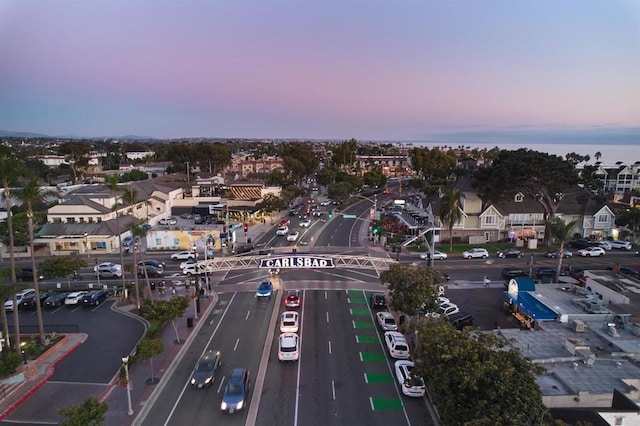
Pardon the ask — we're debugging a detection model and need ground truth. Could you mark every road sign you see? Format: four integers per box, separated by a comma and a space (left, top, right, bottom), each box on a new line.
343, 214, 356, 219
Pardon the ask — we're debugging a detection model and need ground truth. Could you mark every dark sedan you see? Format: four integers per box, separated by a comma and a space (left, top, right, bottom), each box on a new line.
20, 292, 50, 310
138, 259, 166, 270
546, 249, 572, 259
82, 290, 109, 306
137, 265, 164, 278
534, 267, 557, 280
497, 248, 523, 258
44, 293, 68, 308
369, 293, 387, 309
221, 368, 250, 413
501, 268, 529, 280
190, 350, 222, 388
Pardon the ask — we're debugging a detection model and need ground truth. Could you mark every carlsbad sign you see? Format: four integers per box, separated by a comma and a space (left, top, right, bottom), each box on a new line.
259, 255, 335, 269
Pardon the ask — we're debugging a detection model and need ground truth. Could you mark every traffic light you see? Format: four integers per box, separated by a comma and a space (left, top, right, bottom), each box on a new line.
243, 223, 248, 233
372, 226, 380, 234
328, 212, 333, 218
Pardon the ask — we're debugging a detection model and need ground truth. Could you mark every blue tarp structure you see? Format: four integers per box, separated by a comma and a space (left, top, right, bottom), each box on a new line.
506, 292, 558, 321
514, 277, 535, 292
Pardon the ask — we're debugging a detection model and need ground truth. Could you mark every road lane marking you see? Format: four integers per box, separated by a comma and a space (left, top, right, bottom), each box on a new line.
245, 310, 251, 320
328, 340, 332, 355
332, 380, 336, 400
233, 338, 240, 351
326, 311, 329, 323
216, 376, 225, 393
324, 291, 327, 299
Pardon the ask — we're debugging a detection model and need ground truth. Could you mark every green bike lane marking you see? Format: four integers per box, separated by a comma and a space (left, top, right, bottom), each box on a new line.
350, 308, 370, 315
352, 320, 375, 329
369, 397, 404, 410
364, 373, 394, 384
347, 297, 367, 304
356, 335, 379, 343
359, 352, 387, 362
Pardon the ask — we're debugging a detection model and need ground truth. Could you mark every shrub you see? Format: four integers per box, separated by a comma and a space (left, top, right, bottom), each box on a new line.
0, 351, 22, 378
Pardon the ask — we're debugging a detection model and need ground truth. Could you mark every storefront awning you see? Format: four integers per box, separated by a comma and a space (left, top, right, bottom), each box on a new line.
506, 292, 558, 321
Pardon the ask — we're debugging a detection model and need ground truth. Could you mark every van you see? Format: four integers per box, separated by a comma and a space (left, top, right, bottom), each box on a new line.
447, 311, 474, 330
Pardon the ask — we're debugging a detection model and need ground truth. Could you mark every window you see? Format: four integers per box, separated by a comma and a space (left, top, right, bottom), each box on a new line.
484, 216, 495, 225
78, 217, 85, 223
514, 193, 524, 202
66, 217, 76, 224
52, 218, 62, 224
596, 214, 609, 224
88, 217, 94, 223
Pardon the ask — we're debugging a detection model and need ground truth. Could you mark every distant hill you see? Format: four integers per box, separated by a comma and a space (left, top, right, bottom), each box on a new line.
0, 129, 50, 138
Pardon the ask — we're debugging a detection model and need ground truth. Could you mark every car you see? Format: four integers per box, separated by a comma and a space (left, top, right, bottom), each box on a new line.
287, 231, 300, 242
447, 311, 475, 330
122, 236, 133, 247
95, 264, 123, 279
369, 293, 387, 309
276, 226, 289, 236
5, 288, 36, 311
180, 260, 196, 270
501, 268, 529, 280
497, 248, 523, 258
297, 212, 308, 220
256, 281, 273, 299
299, 219, 311, 228
233, 244, 254, 255
280, 311, 300, 333
440, 302, 460, 317
595, 241, 612, 250
94, 262, 121, 273
320, 200, 330, 206
220, 368, 250, 413
171, 250, 197, 260
279, 219, 291, 227
610, 240, 632, 250
384, 331, 410, 359
312, 210, 322, 217
545, 249, 572, 259
278, 333, 300, 361
462, 248, 489, 259
182, 263, 213, 276
436, 296, 450, 306
138, 265, 164, 278
394, 360, 426, 397
64, 291, 88, 306
159, 217, 177, 225
438, 271, 450, 282
138, 259, 166, 270
142, 224, 152, 231
44, 293, 68, 308
569, 239, 594, 250
376, 311, 398, 331
577, 247, 606, 257
190, 350, 222, 388
420, 250, 447, 260
284, 290, 301, 308
81, 289, 109, 306
534, 267, 557, 280
17, 266, 44, 282
19, 292, 49, 310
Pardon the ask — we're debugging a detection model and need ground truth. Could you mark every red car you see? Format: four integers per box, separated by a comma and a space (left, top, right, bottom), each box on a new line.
279, 219, 290, 227
284, 290, 301, 308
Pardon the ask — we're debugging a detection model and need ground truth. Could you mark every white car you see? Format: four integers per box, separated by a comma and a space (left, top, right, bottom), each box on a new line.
299, 219, 311, 228
420, 250, 447, 260
276, 226, 289, 236
182, 264, 212, 276
287, 231, 300, 242
4, 288, 35, 312
171, 250, 197, 260
610, 240, 632, 250
280, 311, 300, 333
94, 262, 121, 272
159, 217, 177, 225
64, 291, 88, 306
384, 331, 410, 359
180, 260, 196, 270
394, 360, 426, 397
320, 200, 330, 206
595, 241, 612, 251
578, 247, 606, 257
376, 311, 398, 331
440, 302, 460, 316
94, 262, 123, 278
278, 333, 299, 361
462, 248, 489, 259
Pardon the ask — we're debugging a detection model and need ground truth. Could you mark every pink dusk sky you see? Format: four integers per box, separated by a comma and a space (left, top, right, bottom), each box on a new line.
0, 0, 639, 144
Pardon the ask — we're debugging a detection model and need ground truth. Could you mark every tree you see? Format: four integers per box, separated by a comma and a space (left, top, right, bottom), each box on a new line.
121, 186, 141, 309
57, 397, 108, 426
548, 217, 578, 281
438, 188, 464, 252
616, 206, 640, 243
409, 147, 457, 182
136, 337, 163, 385
0, 270, 20, 350
363, 169, 387, 188
131, 220, 154, 302
105, 175, 128, 294
0, 154, 28, 352
57, 141, 91, 184
14, 179, 56, 343
413, 320, 549, 425
379, 264, 445, 317
474, 149, 578, 244
139, 296, 191, 344
38, 256, 88, 287
260, 194, 285, 224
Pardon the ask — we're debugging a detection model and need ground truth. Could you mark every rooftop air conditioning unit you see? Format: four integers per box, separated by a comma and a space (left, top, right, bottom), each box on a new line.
571, 319, 585, 332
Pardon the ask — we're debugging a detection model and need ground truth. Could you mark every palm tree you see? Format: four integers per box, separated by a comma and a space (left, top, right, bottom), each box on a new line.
438, 188, 464, 252
14, 179, 56, 343
130, 220, 155, 303
0, 155, 28, 352
121, 186, 141, 309
105, 175, 127, 295
548, 217, 578, 282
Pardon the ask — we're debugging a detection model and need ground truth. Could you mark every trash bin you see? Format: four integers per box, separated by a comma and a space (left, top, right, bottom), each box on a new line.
247, 238, 252, 244
187, 317, 194, 328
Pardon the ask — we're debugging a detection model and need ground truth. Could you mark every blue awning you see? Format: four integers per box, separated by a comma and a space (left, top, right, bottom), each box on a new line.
506, 292, 558, 321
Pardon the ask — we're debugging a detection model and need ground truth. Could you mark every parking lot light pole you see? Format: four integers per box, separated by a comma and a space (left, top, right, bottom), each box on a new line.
122, 356, 133, 416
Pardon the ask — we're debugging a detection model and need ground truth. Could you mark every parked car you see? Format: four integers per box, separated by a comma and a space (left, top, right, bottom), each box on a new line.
369, 293, 387, 309
20, 292, 50, 310
278, 333, 300, 361
256, 281, 273, 299
501, 268, 529, 280
280, 311, 300, 333
394, 360, 426, 397
17, 266, 44, 282
220, 368, 250, 413
287, 231, 300, 242
462, 248, 489, 259
159, 217, 177, 225
534, 267, 557, 280
82, 290, 109, 306
497, 248, 523, 258
64, 291, 88, 306
447, 311, 474, 330
190, 350, 222, 388
44, 292, 68, 308
233, 244, 254, 255
122, 236, 133, 247
4, 288, 36, 312
569, 239, 594, 250
545, 249, 572, 258
171, 250, 197, 260
420, 250, 447, 260
595, 241, 612, 251
376, 311, 398, 331
609, 240, 632, 250
577, 247, 606, 257
284, 290, 301, 308
384, 331, 410, 359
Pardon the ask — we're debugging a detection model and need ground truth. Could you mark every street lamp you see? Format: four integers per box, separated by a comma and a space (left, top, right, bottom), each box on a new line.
20, 342, 27, 365
84, 232, 89, 258
121, 355, 133, 416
